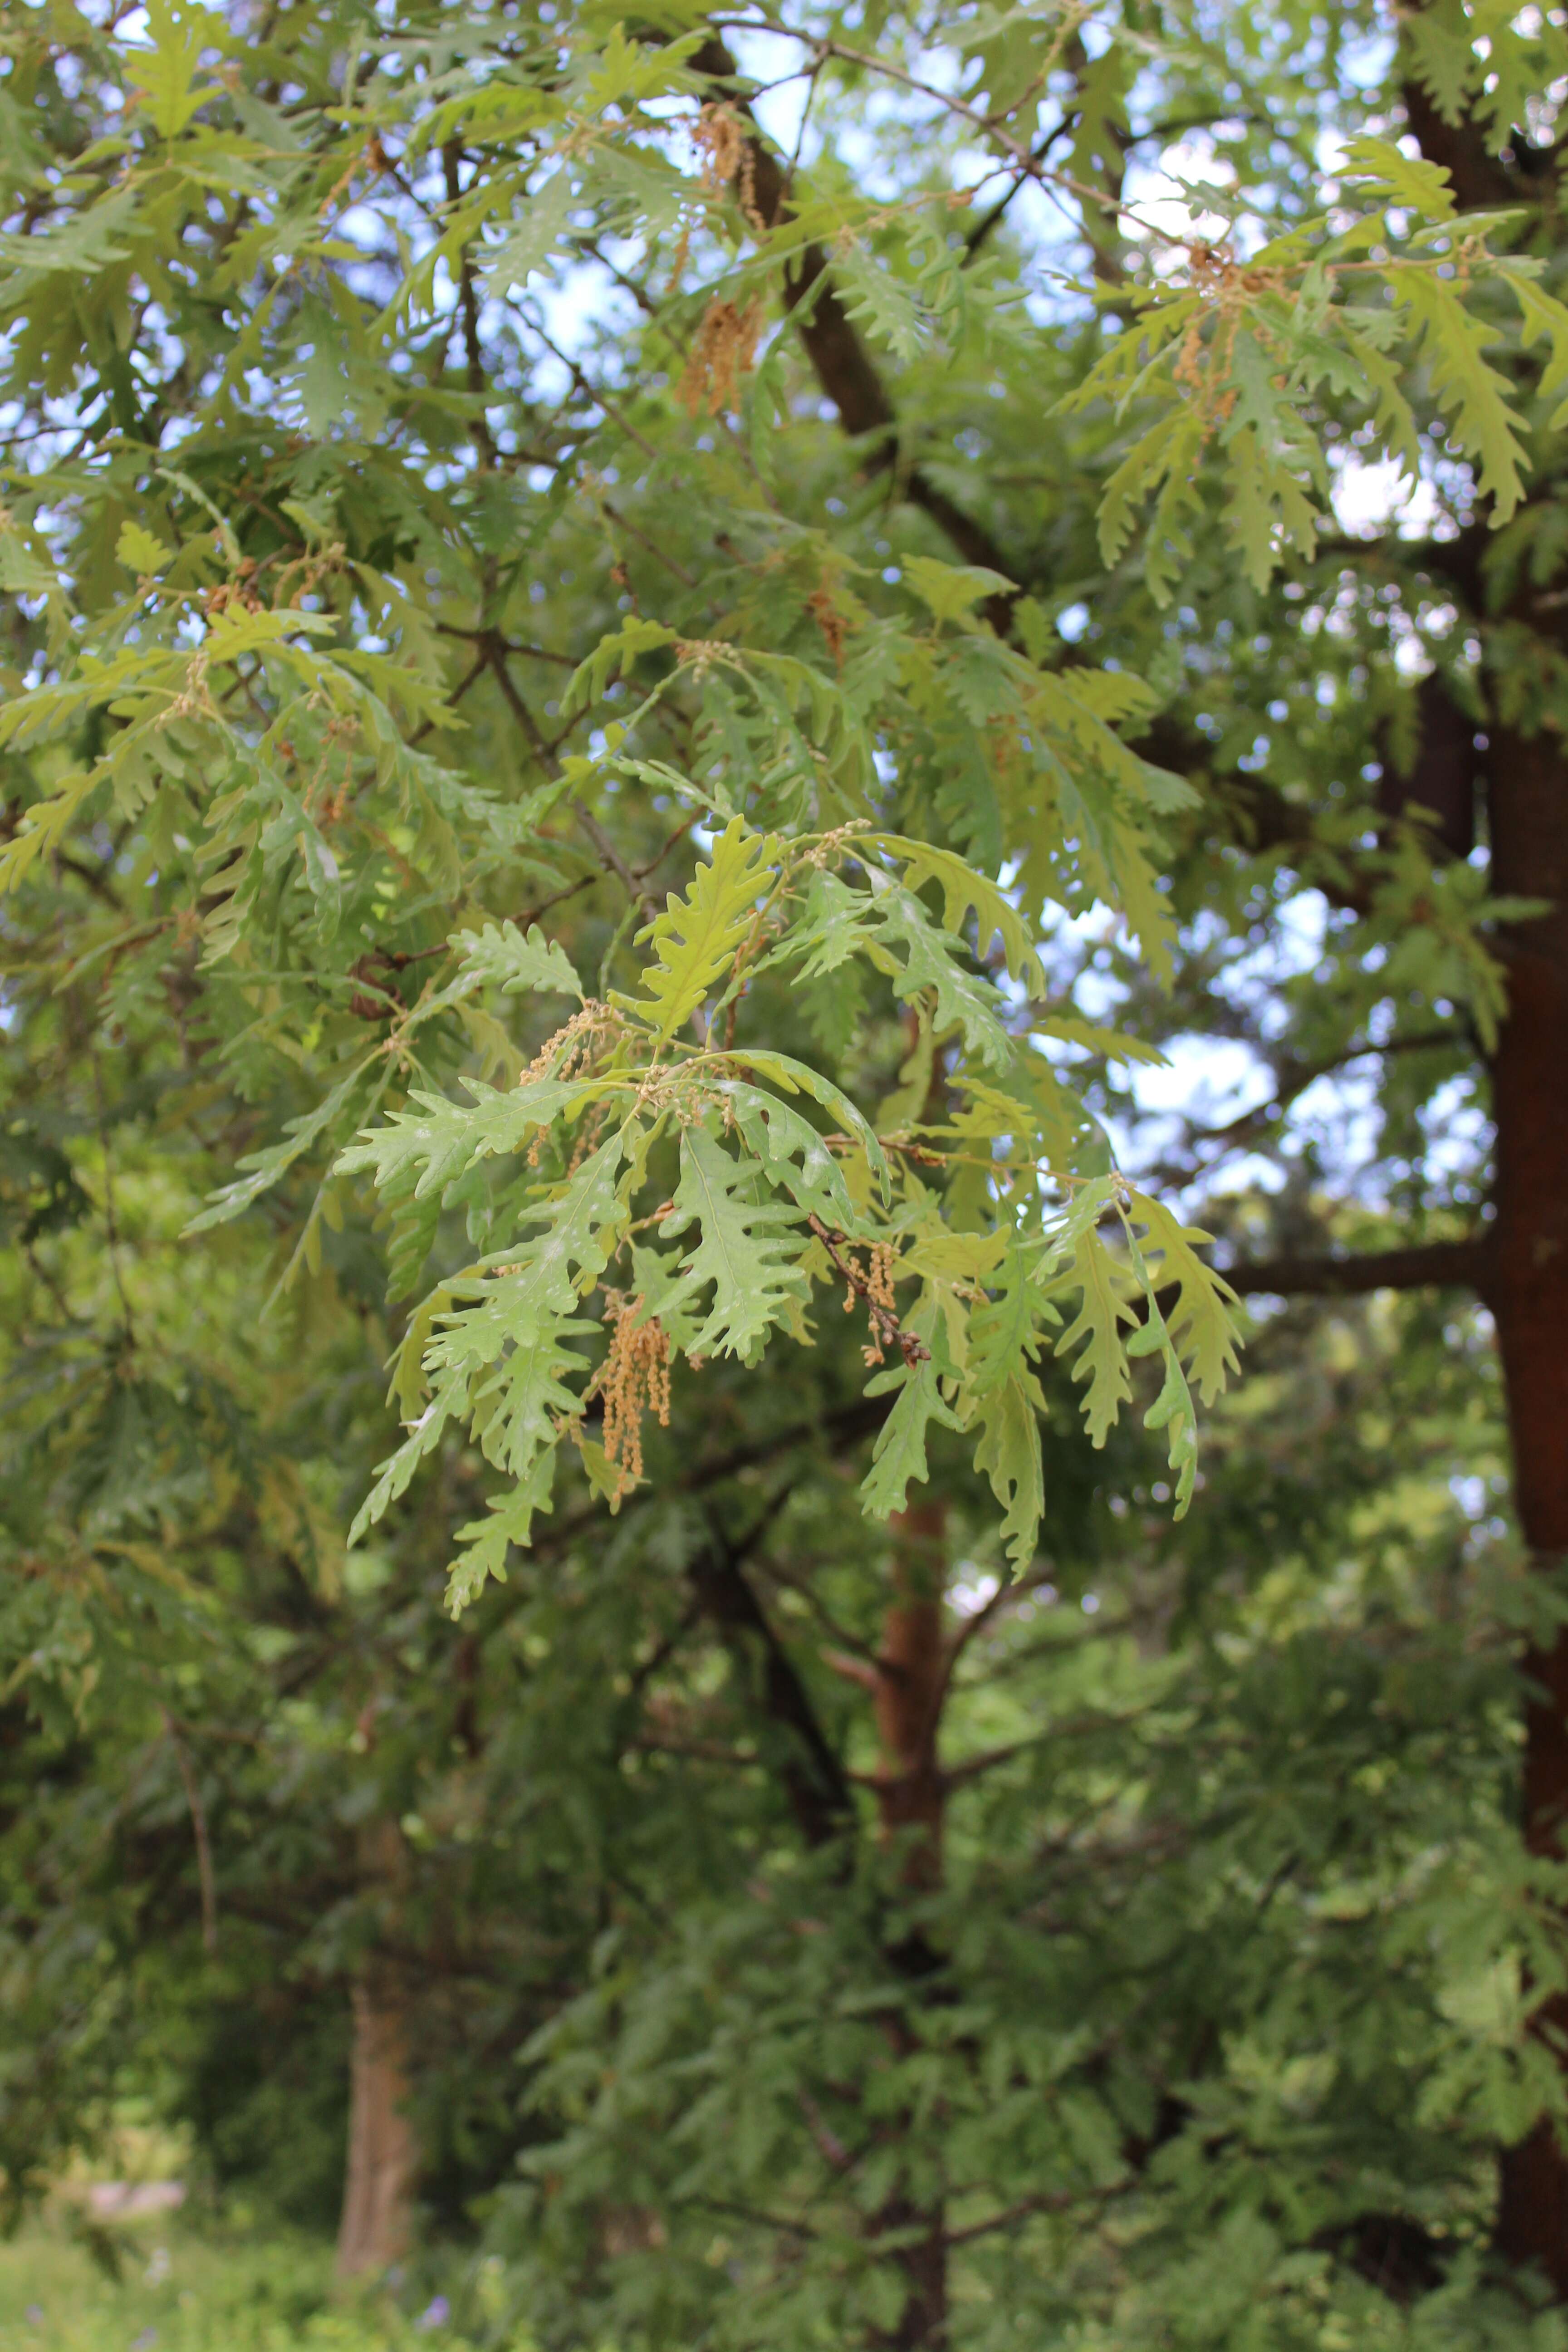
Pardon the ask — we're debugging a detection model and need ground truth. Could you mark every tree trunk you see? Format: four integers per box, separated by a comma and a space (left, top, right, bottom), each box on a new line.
1485, 725, 1568, 2292
1392, 27, 1568, 2286
336, 1975, 417, 2279
866, 1500, 950, 2350
336, 1819, 416, 2280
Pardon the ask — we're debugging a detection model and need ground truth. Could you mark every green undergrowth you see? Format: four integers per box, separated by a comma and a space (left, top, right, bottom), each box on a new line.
0, 2217, 528, 2352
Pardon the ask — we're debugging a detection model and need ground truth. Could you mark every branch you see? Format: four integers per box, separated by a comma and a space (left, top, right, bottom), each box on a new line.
807, 1214, 929, 1367
677, 1393, 890, 1494
963, 114, 1078, 260
694, 2196, 818, 2241
798, 2090, 856, 2175
1134, 1029, 1471, 1191
632, 1733, 761, 1767
442, 140, 499, 466
480, 632, 657, 917
941, 1734, 1050, 1788
470, 1395, 892, 1634
622, 1597, 701, 1713
938, 1564, 1056, 1701
1311, 2212, 1447, 2306
1221, 1237, 1490, 1300
754, 1559, 882, 1666
163, 1710, 217, 1955
941, 1708, 1147, 1787
1137, 718, 1381, 916
686, 1527, 856, 1849
942, 2190, 1083, 2247
691, 37, 1022, 631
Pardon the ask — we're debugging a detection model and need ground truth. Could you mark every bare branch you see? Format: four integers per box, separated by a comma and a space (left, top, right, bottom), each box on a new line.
1222, 1237, 1490, 1300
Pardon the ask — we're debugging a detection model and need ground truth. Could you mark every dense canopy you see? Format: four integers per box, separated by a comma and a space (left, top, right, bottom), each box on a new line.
3, 0, 1568, 2342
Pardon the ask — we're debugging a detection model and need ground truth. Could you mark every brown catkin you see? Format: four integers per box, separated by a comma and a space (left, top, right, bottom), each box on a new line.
693, 102, 744, 195
679, 296, 764, 418
601, 1303, 672, 1499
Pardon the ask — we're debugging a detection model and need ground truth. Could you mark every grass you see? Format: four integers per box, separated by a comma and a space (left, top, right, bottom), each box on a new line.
0, 2215, 515, 2352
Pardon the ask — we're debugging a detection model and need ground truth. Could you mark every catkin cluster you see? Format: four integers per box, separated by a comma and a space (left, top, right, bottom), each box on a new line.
680, 296, 764, 418
601, 1302, 672, 1498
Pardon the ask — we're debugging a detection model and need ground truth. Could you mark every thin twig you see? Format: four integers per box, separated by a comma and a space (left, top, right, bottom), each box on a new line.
807, 1216, 929, 1367
163, 1710, 218, 1954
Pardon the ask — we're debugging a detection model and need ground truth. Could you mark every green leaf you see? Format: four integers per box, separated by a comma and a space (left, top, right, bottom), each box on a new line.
348, 1367, 466, 1545
1121, 1189, 1241, 1406
836, 245, 930, 364
335, 1074, 594, 1203
446, 1450, 557, 1613
623, 818, 781, 1043
482, 167, 575, 292
970, 1372, 1045, 1572
422, 1130, 629, 1478
721, 1044, 891, 1206
1338, 133, 1455, 222
0, 188, 136, 280
189, 1058, 380, 1232
963, 1242, 1048, 1571
902, 555, 1014, 625
1126, 1291, 1201, 1516
562, 616, 677, 716
1389, 270, 1530, 522
1514, 274, 1568, 429
1095, 406, 1205, 576
860, 1355, 964, 1519
1033, 1015, 1169, 1068
1048, 1205, 1136, 1449
129, 0, 222, 139
456, 919, 585, 1002
116, 521, 174, 575
714, 1080, 858, 1229
658, 1121, 808, 1365
1395, 10, 1477, 135
858, 878, 1013, 1066
867, 834, 1047, 995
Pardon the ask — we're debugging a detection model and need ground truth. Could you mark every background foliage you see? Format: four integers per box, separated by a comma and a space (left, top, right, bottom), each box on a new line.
3, 0, 1568, 2342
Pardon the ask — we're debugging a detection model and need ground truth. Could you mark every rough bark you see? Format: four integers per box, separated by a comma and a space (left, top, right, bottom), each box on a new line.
336, 1818, 416, 2280
1485, 723, 1568, 2292
337, 1975, 418, 2279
